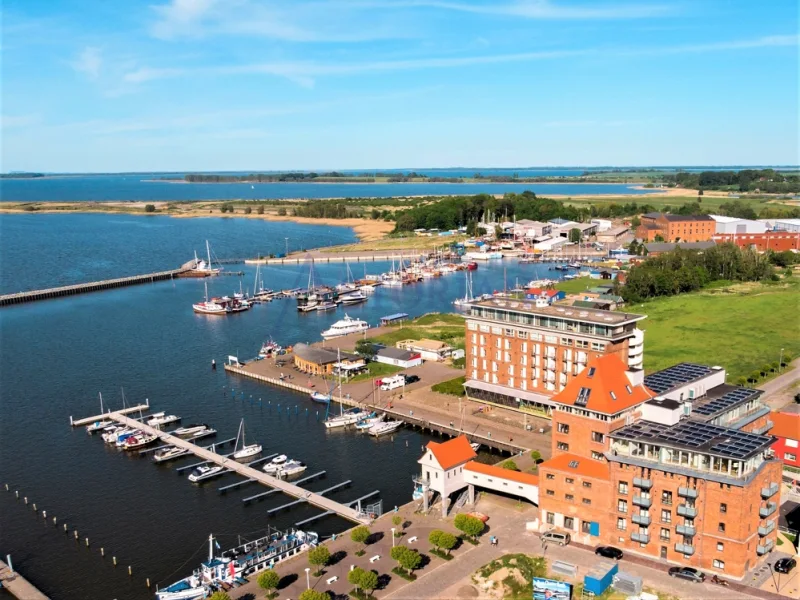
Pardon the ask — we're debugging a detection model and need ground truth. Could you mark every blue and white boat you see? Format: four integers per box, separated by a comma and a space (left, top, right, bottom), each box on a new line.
309, 391, 331, 404
355, 412, 383, 430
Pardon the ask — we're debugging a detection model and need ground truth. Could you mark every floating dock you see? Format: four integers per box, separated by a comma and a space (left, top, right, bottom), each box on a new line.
0, 560, 49, 600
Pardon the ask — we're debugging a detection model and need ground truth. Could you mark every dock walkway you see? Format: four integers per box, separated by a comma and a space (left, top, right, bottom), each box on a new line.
0, 560, 49, 600
107, 412, 370, 525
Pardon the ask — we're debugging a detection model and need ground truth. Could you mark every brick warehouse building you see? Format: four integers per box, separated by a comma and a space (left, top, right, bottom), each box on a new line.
537, 359, 781, 579
636, 213, 716, 242
712, 231, 800, 252
463, 298, 645, 415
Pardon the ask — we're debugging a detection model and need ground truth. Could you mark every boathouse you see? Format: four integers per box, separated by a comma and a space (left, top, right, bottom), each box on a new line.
292, 343, 363, 375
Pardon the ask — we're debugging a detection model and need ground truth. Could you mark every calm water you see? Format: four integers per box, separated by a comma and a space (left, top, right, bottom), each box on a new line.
0, 174, 657, 202
0, 214, 558, 599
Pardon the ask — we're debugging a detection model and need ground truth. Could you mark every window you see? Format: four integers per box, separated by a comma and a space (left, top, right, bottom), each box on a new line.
591, 342, 605, 351
581, 521, 592, 534
565, 478, 575, 484
610, 391, 617, 400
561, 337, 572, 346
786, 453, 797, 461
575, 340, 589, 349
717, 542, 724, 551
617, 518, 627, 531
720, 503, 727, 513
546, 473, 555, 480
660, 528, 670, 541
576, 387, 591, 406
557, 442, 569, 451
661, 510, 671, 524
718, 522, 725, 533
517, 330, 528, 339
557, 423, 570, 434
713, 560, 725, 570
546, 489, 555, 496
592, 431, 605, 443
618, 481, 629, 494
582, 498, 591, 505
565, 494, 574, 502
661, 491, 673, 505
618, 500, 628, 514
583, 481, 592, 489
546, 512, 555, 525
564, 517, 574, 529
587, 366, 596, 377
591, 451, 604, 460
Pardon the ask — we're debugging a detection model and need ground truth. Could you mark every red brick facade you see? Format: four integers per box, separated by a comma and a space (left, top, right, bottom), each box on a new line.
636, 213, 716, 242
712, 232, 800, 252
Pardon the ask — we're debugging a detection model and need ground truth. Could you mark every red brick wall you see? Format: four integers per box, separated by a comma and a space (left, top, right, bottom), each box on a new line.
667, 219, 715, 242
539, 466, 613, 535
713, 233, 800, 252
739, 414, 771, 434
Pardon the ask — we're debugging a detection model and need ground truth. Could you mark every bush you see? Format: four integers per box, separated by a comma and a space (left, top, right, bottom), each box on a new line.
299, 590, 329, 600
244, 206, 252, 214
277, 207, 287, 216
454, 514, 484, 541
144, 204, 156, 212
500, 460, 518, 471
257, 205, 265, 214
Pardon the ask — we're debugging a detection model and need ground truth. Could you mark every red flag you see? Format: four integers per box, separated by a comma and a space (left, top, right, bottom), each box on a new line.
229, 561, 235, 578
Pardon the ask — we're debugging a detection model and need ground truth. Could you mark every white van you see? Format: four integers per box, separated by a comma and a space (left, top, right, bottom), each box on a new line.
541, 530, 571, 546
380, 375, 406, 391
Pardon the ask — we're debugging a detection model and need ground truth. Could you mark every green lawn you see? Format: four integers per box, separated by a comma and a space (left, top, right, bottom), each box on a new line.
371, 313, 466, 349
431, 376, 466, 396
554, 277, 599, 295
562, 194, 786, 213
640, 278, 800, 381
348, 361, 403, 382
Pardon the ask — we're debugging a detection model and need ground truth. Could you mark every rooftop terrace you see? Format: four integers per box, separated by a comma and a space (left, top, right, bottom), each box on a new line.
468, 298, 645, 326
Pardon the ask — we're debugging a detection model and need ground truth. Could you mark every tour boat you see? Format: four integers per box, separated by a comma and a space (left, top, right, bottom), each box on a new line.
310, 391, 331, 404
263, 455, 288, 474
154, 446, 190, 463
86, 419, 113, 434
123, 432, 159, 450
368, 420, 404, 437
232, 419, 262, 460
277, 460, 307, 477
193, 282, 228, 315
315, 301, 337, 311
188, 465, 225, 483
320, 314, 369, 339
148, 414, 181, 427
340, 291, 367, 305
173, 424, 210, 437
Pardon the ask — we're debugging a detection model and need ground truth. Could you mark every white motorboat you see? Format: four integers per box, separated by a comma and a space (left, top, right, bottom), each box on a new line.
115, 429, 142, 447
173, 424, 210, 437
154, 446, 190, 463
101, 426, 129, 444
148, 414, 181, 427
188, 465, 225, 482
321, 314, 369, 340
359, 284, 376, 295
340, 291, 367, 305
355, 413, 384, 430
323, 412, 362, 429
232, 418, 262, 460
263, 454, 288, 474
156, 574, 207, 600
123, 432, 159, 450
278, 460, 307, 477
316, 301, 337, 311
368, 420, 404, 437
310, 391, 331, 404
86, 419, 113, 434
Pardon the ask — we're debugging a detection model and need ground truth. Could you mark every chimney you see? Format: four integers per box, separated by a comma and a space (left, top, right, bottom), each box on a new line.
625, 367, 644, 387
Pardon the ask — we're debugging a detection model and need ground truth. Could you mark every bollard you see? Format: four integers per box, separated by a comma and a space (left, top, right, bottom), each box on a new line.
33, 503, 37, 511
24, 497, 28, 505
113, 556, 117, 566
128, 565, 132, 576
146, 578, 150, 588
101, 548, 105, 557
64, 523, 68, 532
74, 530, 78, 540
53, 517, 57, 525
85, 537, 90, 547
42, 510, 46, 519
4, 483, 7, 491
15, 490, 19, 498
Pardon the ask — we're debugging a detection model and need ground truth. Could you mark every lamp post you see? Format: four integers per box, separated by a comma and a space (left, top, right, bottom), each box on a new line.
305, 567, 310, 589
391, 528, 396, 547
780, 348, 785, 373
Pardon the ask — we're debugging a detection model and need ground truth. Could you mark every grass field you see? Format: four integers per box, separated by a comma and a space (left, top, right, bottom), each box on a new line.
554, 277, 601, 294
562, 194, 785, 213
349, 361, 402, 382
370, 313, 466, 348
431, 376, 466, 396
640, 277, 800, 381
322, 234, 469, 253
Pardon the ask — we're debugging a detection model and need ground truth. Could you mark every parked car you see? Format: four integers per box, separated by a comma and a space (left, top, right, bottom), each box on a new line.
775, 558, 797, 574
402, 374, 420, 384
594, 546, 623, 560
668, 567, 705, 583
541, 530, 571, 546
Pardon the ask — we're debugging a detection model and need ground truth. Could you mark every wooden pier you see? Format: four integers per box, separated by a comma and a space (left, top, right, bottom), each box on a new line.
246, 250, 429, 266
70, 402, 150, 427
102, 411, 370, 524
0, 560, 49, 600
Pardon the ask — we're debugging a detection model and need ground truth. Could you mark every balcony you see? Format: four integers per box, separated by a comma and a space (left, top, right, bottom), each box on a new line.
678, 487, 698, 499
676, 524, 696, 536
633, 495, 652, 508
632, 513, 651, 526
675, 543, 695, 556
677, 504, 698, 518
758, 521, 775, 537
761, 483, 779, 499
759, 502, 777, 519
757, 540, 774, 555
631, 532, 650, 544
633, 477, 653, 490
752, 420, 773, 435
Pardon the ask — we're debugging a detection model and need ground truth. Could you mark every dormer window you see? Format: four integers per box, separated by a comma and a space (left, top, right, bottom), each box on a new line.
576, 387, 591, 406
625, 385, 632, 394
588, 367, 596, 378
610, 391, 617, 400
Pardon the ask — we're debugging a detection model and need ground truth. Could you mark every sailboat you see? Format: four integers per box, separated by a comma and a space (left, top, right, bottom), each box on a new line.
193, 281, 228, 315
193, 240, 221, 275
253, 262, 273, 301
382, 255, 403, 287
453, 270, 474, 310
232, 419, 262, 460
86, 393, 112, 433
324, 350, 362, 428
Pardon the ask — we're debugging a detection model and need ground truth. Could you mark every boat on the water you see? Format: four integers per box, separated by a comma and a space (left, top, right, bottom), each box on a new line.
193, 282, 228, 315
115, 429, 142, 447
355, 413, 383, 430
262, 454, 288, 474
154, 446, 190, 463
340, 291, 367, 305
310, 391, 331, 404
188, 465, 225, 483
123, 432, 158, 450
277, 460, 307, 477
323, 410, 361, 429
259, 339, 282, 358
173, 424, 210, 437
148, 414, 181, 427
315, 301, 337, 311
232, 419, 262, 460
368, 420, 404, 437
320, 314, 369, 339
86, 419, 113, 434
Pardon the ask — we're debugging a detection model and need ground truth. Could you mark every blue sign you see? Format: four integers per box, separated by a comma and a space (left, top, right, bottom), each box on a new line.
533, 577, 572, 600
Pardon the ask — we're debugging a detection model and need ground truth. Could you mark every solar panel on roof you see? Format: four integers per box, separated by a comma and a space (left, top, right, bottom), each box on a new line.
644, 363, 714, 394
693, 388, 758, 417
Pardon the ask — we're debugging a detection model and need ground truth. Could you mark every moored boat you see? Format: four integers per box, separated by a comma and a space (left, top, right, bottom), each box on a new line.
86, 419, 113, 434
262, 454, 288, 474
231, 418, 262, 460
277, 460, 307, 477
320, 314, 369, 340
154, 446, 190, 463
315, 301, 337, 311
188, 465, 225, 482
148, 414, 181, 427
368, 420, 404, 437
310, 391, 331, 404
173, 424, 210, 437
123, 432, 158, 450
340, 291, 367, 305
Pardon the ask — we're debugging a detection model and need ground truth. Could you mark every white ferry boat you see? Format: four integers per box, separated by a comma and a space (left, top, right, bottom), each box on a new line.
321, 314, 369, 339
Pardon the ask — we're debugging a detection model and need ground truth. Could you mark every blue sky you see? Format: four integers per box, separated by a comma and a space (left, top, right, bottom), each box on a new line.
1, 0, 798, 172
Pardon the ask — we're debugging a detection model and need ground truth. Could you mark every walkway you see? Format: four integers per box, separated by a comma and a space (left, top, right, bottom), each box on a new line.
0, 560, 49, 600
759, 358, 800, 407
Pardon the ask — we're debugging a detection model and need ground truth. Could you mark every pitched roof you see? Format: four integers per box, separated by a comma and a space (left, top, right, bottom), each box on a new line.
376, 347, 418, 361
551, 354, 654, 415
413, 339, 451, 351
644, 241, 716, 253
538, 452, 610, 480
424, 435, 477, 469
770, 412, 799, 441
663, 214, 714, 222
464, 461, 539, 486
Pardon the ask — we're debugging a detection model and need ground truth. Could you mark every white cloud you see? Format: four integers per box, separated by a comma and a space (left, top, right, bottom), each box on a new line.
1, 114, 41, 129
71, 46, 103, 79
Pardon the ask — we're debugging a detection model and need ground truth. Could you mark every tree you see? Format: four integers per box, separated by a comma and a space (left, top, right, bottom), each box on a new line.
348, 566, 367, 592
748, 371, 761, 384
209, 593, 232, 600
359, 569, 378, 595
500, 459, 518, 470
257, 570, 280, 598
630, 215, 641, 227
245, 206, 253, 214
761, 364, 771, 377
429, 530, 443, 551
454, 514, 485, 540
355, 339, 377, 358
654, 234, 665, 242
308, 545, 331, 575
438, 532, 458, 555
144, 204, 156, 212
392, 514, 403, 534
530, 450, 542, 463
569, 228, 582, 244
277, 207, 287, 216
350, 525, 370, 555
391, 545, 421, 574
298, 590, 329, 600
735, 376, 748, 387
371, 208, 381, 220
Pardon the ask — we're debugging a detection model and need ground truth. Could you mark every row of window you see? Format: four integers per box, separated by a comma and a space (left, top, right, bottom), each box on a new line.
544, 489, 593, 505
555, 441, 605, 460
556, 423, 605, 444
469, 331, 606, 352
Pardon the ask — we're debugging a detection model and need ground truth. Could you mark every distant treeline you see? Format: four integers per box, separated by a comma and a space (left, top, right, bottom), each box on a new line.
290, 200, 366, 219
0, 172, 45, 179
184, 172, 374, 183
663, 169, 800, 194
619, 243, 774, 303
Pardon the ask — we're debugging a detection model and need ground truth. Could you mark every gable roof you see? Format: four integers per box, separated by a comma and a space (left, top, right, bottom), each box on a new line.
552, 354, 654, 415
376, 347, 418, 361
770, 412, 799, 441
538, 452, 610, 480
424, 435, 477, 469
294, 343, 359, 365
464, 461, 539, 486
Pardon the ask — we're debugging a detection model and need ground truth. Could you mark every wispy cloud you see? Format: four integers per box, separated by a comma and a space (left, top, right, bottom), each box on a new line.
1, 114, 42, 129
630, 34, 800, 56
70, 46, 103, 79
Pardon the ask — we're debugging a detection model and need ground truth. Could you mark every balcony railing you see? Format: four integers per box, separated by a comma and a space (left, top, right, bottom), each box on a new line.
676, 524, 696, 536
761, 483, 779, 499
633, 495, 652, 508
677, 504, 697, 518
759, 502, 777, 518
675, 543, 695, 556
633, 477, 653, 490
757, 540, 774, 555
631, 532, 650, 544
632, 513, 651, 526
758, 521, 775, 537
752, 421, 773, 435
678, 487, 698, 499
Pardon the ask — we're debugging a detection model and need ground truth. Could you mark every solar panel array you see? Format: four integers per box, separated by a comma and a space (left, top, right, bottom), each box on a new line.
644, 363, 713, 394
693, 387, 759, 417
613, 419, 772, 459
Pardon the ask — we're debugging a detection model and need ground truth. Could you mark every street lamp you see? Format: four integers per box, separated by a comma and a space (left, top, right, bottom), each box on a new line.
305, 567, 310, 589
391, 528, 396, 547
780, 348, 785, 373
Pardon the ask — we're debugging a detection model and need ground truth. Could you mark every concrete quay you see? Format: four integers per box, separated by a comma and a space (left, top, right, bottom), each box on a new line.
0, 560, 49, 600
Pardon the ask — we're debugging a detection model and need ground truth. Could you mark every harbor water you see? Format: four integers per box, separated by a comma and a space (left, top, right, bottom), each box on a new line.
0, 214, 564, 599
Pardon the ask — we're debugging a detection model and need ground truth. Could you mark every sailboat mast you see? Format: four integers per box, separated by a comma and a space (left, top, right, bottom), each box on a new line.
206, 240, 212, 269
337, 348, 343, 415
209, 534, 214, 562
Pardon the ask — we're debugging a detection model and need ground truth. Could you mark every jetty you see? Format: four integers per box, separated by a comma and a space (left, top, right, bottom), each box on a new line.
0, 559, 49, 600
76, 408, 371, 525
246, 249, 430, 265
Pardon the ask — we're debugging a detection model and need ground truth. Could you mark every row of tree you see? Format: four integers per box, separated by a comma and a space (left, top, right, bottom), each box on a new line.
184, 172, 368, 183
662, 169, 800, 193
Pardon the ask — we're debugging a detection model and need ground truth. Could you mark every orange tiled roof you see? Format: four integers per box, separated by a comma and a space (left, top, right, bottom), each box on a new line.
425, 435, 477, 470
552, 354, 654, 415
464, 461, 539, 486
770, 412, 799, 441
538, 452, 610, 480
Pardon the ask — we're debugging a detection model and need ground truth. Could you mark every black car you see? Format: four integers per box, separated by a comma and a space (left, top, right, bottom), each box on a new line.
402, 374, 420, 384
595, 546, 623, 560
668, 567, 705, 583
775, 558, 797, 574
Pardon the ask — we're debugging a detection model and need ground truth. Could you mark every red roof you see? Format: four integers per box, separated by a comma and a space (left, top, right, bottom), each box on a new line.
425, 435, 477, 469
527, 288, 559, 297
552, 354, 654, 415
538, 452, 610, 480
464, 461, 539, 485
770, 412, 799, 441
